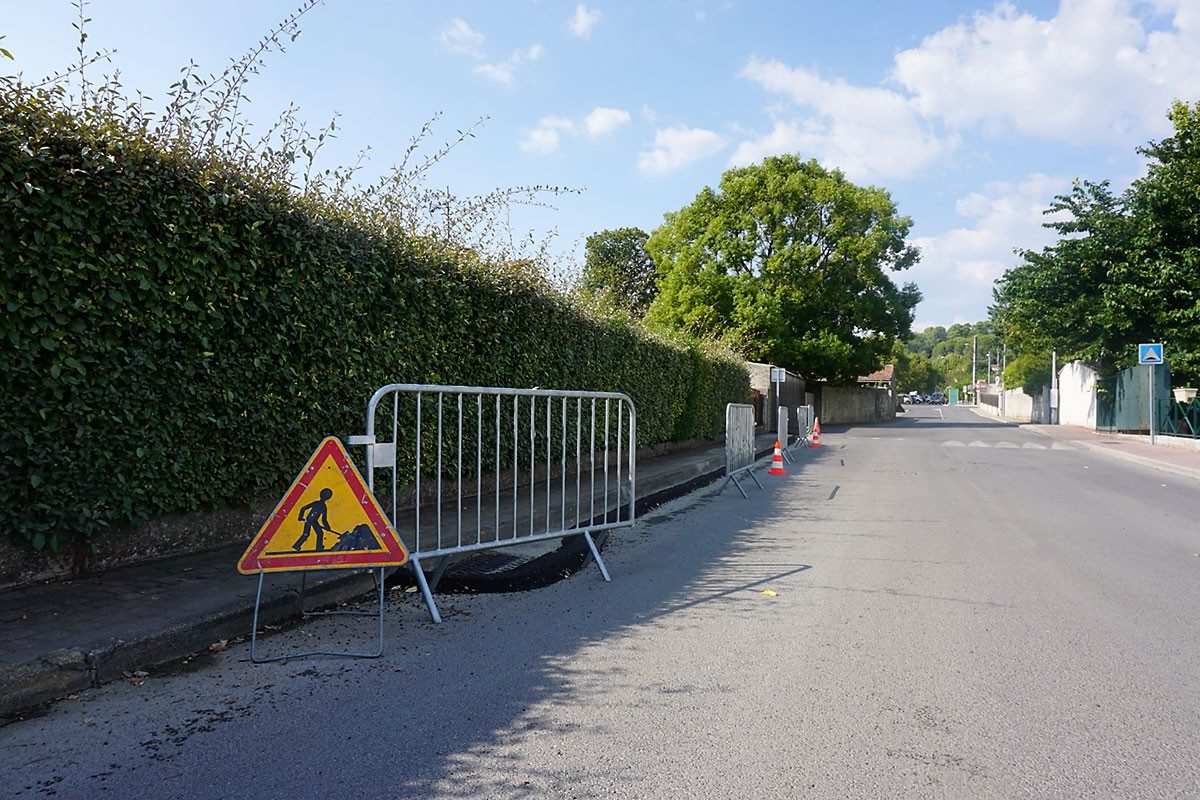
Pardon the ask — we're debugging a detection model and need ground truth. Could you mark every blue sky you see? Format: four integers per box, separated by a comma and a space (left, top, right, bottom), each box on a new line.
6, 0, 1200, 330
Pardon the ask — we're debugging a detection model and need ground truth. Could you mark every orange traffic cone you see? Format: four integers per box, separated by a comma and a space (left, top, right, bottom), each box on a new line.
810, 417, 822, 448
768, 439, 787, 475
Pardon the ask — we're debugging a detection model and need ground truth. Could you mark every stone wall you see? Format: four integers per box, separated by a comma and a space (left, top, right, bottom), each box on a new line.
818, 386, 896, 425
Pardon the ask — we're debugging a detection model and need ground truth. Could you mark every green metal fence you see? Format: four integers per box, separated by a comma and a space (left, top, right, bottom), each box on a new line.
1095, 362, 1172, 434
1162, 396, 1200, 438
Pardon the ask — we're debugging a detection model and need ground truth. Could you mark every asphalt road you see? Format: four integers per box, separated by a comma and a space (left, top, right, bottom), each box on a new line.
5, 406, 1200, 799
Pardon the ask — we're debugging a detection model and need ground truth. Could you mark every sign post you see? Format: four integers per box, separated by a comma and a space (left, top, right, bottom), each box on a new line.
239, 436, 409, 662
770, 366, 786, 438
1138, 343, 1164, 445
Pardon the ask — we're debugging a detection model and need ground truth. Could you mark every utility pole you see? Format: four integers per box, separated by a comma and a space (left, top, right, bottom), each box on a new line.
1051, 350, 1058, 424
972, 336, 977, 405
1001, 344, 1007, 417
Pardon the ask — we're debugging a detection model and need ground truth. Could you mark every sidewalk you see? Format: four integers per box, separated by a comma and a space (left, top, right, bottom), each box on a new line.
0, 433, 786, 716
1023, 423, 1200, 481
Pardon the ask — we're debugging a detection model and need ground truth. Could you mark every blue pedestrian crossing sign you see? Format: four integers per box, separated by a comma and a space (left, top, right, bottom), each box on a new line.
1138, 343, 1164, 365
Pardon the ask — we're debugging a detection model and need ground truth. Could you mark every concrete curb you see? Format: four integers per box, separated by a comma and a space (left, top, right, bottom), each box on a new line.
0, 570, 375, 717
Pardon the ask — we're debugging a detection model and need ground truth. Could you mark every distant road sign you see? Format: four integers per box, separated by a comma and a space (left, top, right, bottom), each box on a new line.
770, 366, 786, 383
1138, 343, 1164, 365
975, 380, 987, 390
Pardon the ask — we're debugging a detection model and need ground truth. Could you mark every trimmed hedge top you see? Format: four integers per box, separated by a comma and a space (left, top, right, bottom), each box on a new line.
0, 90, 748, 551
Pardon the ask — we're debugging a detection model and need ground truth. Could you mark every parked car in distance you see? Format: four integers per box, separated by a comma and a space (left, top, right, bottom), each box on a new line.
930, 391, 946, 404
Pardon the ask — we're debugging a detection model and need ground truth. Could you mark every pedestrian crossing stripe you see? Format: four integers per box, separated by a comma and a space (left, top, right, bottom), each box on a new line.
942, 440, 1071, 450
237, 437, 408, 574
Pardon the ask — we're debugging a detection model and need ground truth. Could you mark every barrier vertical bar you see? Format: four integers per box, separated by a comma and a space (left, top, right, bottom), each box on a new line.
415, 393, 422, 553
456, 393, 463, 548
530, 393, 536, 537
391, 392, 398, 525
575, 398, 582, 527
494, 395, 500, 541
436, 392, 443, 551
561, 398, 567, 531
476, 394, 482, 542
603, 399, 610, 523
512, 394, 519, 539
589, 399, 596, 522
616, 399, 623, 522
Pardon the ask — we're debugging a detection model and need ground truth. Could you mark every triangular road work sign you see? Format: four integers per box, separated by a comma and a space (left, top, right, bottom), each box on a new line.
238, 437, 408, 574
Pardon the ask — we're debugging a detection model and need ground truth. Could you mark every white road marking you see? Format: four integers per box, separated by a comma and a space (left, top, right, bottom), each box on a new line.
938, 408, 944, 420
1023, 442, 1047, 449
969, 441, 990, 447
943, 440, 965, 447
994, 441, 1018, 448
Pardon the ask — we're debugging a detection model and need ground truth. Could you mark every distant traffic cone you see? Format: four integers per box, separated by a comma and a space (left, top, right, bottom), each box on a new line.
768, 439, 787, 475
810, 417, 822, 448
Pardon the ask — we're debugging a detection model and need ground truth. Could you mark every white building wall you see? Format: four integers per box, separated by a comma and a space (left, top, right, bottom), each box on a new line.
1057, 361, 1097, 429
1002, 388, 1034, 422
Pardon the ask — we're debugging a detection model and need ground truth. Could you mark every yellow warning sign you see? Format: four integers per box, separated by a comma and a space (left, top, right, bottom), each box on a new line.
237, 437, 408, 574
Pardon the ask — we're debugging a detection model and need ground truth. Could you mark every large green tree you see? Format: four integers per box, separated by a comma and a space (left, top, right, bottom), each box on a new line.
644, 155, 921, 382
1123, 100, 1200, 381
992, 101, 1200, 383
905, 321, 998, 391
991, 180, 1138, 372
580, 227, 658, 317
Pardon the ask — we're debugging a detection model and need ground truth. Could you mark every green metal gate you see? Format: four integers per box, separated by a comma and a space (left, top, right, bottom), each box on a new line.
1095, 362, 1171, 433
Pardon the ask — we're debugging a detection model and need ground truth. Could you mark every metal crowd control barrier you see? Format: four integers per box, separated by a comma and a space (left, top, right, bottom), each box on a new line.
722, 403, 761, 498
777, 406, 795, 464
796, 405, 814, 446
352, 384, 636, 622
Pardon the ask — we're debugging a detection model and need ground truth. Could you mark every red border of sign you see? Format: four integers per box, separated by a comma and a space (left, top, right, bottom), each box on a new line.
237, 437, 409, 574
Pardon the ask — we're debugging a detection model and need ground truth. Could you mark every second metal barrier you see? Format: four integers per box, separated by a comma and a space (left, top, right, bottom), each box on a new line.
353, 384, 637, 622
722, 403, 761, 498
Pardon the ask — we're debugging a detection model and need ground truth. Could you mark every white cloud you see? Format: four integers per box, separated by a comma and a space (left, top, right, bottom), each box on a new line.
638, 127, 726, 175
440, 19, 542, 88
438, 18, 485, 59
910, 174, 1066, 293
520, 116, 576, 154
568, 4, 602, 38
732, 2, 1200, 183
891, 0, 1200, 145
585, 107, 631, 137
733, 58, 953, 181
521, 107, 631, 154
475, 44, 544, 88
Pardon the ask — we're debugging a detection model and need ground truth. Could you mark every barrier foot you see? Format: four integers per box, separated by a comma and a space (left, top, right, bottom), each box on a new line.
411, 557, 442, 624
749, 470, 764, 489
583, 531, 611, 582
724, 474, 749, 499
782, 448, 795, 464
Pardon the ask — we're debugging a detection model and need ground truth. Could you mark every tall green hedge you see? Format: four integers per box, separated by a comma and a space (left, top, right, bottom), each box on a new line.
0, 91, 748, 551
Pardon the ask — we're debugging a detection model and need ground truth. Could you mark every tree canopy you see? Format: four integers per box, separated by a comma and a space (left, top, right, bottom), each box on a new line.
903, 321, 999, 392
992, 100, 1200, 383
644, 155, 921, 382
580, 227, 658, 317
